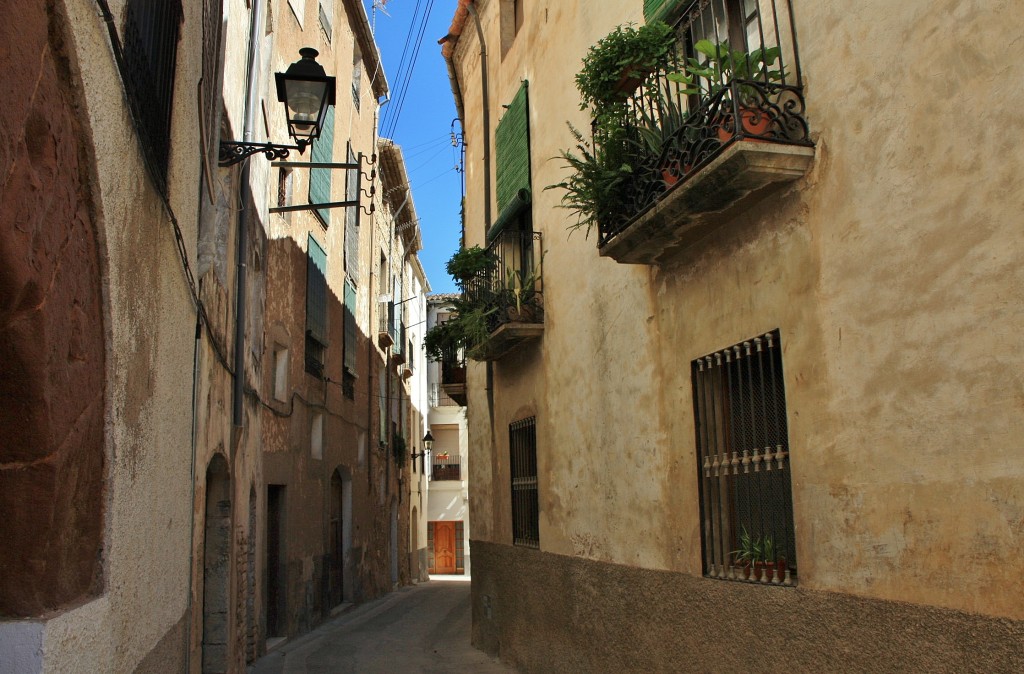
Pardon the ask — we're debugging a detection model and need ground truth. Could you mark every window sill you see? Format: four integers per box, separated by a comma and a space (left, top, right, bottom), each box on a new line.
599, 141, 815, 266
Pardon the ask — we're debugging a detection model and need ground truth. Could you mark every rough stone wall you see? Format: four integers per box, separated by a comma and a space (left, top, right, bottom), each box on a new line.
0, 0, 105, 617
471, 541, 1024, 673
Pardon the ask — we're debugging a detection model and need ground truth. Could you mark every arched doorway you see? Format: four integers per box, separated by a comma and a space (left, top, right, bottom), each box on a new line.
202, 454, 231, 674
328, 468, 352, 607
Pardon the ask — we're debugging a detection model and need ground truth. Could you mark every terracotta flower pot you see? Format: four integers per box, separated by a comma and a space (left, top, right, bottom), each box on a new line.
716, 106, 772, 143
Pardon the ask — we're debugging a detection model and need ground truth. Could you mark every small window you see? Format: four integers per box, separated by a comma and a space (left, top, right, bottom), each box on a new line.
509, 416, 539, 548
351, 45, 363, 112
692, 329, 796, 585
499, 0, 523, 56
287, 0, 304, 26
311, 412, 324, 460
319, 0, 333, 42
272, 345, 289, 402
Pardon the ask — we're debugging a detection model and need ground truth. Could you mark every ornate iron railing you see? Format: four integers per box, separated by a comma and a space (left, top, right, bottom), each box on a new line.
467, 230, 544, 334
594, 0, 811, 246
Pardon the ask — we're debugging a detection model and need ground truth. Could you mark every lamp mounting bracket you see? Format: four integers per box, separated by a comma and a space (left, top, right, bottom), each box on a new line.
219, 141, 304, 167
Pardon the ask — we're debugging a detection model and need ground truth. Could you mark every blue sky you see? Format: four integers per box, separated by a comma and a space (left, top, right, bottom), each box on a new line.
365, 0, 462, 294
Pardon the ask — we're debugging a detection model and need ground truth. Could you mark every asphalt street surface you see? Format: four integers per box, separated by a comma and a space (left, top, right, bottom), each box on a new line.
250, 578, 515, 673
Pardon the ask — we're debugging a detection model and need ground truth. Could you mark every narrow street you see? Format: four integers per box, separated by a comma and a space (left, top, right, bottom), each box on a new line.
251, 578, 514, 674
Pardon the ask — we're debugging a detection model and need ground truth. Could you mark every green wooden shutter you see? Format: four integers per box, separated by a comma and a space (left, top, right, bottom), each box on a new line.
343, 280, 357, 372
344, 146, 360, 283
306, 235, 328, 343
310, 106, 335, 225
495, 81, 530, 214
644, 0, 684, 23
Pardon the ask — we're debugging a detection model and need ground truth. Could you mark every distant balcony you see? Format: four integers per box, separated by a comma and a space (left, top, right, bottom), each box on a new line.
377, 301, 395, 349
467, 230, 544, 361
431, 455, 462, 482
593, 0, 814, 265
440, 353, 467, 406
392, 321, 407, 365
431, 383, 463, 408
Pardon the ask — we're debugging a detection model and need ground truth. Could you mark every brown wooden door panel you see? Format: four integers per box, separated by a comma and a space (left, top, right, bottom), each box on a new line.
433, 522, 456, 574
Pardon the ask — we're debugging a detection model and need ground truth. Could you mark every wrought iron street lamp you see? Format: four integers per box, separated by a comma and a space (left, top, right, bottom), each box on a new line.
219, 48, 337, 166
411, 431, 434, 461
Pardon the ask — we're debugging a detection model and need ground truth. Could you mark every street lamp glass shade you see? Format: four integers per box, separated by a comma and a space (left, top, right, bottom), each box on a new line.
275, 48, 336, 148
422, 432, 434, 452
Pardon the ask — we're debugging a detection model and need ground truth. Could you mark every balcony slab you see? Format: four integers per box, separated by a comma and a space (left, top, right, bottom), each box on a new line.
599, 141, 815, 265
470, 322, 544, 361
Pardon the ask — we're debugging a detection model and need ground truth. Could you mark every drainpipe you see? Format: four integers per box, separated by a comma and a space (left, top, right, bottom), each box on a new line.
233, 0, 265, 430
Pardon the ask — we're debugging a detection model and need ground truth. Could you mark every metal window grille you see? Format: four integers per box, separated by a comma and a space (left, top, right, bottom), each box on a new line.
509, 417, 539, 548
692, 329, 796, 585
122, 0, 183, 191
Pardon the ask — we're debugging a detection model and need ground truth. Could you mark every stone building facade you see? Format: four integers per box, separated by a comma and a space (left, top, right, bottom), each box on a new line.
0, 0, 429, 672
443, 0, 1024, 671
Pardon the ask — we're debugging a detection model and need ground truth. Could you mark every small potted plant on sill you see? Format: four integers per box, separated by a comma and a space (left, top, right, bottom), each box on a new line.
731, 527, 761, 581
760, 536, 777, 583
667, 40, 785, 142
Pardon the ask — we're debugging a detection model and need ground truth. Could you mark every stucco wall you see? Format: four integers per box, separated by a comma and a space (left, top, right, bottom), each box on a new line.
454, 0, 1024, 629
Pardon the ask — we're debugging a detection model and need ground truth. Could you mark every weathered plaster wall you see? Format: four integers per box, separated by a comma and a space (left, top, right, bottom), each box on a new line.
471, 541, 1024, 673
26, 0, 204, 670
455, 0, 1024, 631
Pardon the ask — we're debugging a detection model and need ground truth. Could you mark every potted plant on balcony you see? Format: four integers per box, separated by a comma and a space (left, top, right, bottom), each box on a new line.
424, 247, 498, 362
575, 21, 676, 118
548, 123, 635, 238
667, 40, 785, 142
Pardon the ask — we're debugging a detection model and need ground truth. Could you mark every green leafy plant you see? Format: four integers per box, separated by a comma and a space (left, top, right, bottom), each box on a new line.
547, 123, 635, 238
392, 433, 407, 462
761, 535, 777, 564
635, 92, 687, 155
575, 21, 676, 114
423, 247, 501, 362
667, 40, 784, 105
732, 527, 763, 566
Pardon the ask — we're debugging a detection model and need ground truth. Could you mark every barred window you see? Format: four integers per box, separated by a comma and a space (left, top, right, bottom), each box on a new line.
509, 417, 539, 548
692, 330, 796, 585
122, 0, 183, 190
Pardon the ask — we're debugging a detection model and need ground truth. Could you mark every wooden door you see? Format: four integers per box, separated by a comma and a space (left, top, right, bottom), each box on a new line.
433, 522, 457, 574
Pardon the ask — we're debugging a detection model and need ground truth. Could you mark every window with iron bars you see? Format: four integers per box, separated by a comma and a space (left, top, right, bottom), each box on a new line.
692, 329, 796, 585
122, 0, 183, 192
509, 417, 539, 548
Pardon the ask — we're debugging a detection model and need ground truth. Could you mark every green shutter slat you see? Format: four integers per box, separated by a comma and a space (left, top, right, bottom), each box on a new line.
495, 82, 530, 214
343, 280, 357, 372
644, 0, 683, 23
310, 107, 335, 225
307, 235, 328, 342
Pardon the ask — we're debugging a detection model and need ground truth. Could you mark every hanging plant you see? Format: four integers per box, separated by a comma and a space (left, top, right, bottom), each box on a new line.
574, 21, 675, 115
